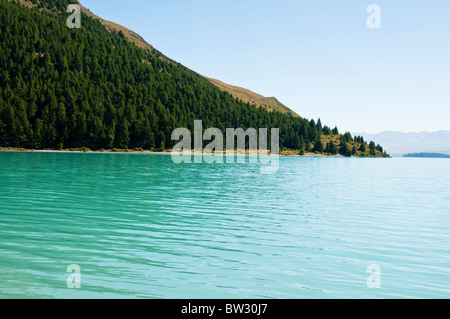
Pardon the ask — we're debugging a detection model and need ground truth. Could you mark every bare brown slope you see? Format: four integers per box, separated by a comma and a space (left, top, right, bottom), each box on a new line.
206, 77, 300, 117
79, 5, 154, 52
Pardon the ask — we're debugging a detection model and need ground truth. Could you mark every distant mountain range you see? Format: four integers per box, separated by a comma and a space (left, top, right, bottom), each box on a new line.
355, 131, 450, 157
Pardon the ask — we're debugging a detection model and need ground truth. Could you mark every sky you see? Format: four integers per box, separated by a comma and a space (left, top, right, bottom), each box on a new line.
80, 0, 450, 133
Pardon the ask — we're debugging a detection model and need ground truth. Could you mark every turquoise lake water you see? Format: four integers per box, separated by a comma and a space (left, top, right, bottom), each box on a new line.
0, 152, 449, 298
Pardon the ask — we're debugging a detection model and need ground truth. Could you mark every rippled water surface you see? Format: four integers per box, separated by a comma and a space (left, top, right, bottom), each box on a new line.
0, 152, 449, 298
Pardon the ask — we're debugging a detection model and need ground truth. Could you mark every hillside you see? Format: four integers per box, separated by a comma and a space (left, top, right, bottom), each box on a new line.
0, 0, 387, 157
74, 2, 299, 117
78, 3, 299, 117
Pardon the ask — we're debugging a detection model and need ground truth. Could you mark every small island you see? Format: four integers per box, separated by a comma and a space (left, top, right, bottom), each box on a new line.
403, 153, 450, 158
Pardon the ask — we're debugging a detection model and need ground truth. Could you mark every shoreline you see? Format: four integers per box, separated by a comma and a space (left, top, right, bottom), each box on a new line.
0, 147, 347, 157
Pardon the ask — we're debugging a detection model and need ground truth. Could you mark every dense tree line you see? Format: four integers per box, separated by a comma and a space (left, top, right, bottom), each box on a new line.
0, 0, 387, 157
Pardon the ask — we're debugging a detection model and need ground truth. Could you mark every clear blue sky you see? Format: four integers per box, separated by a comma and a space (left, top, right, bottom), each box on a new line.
81, 0, 450, 133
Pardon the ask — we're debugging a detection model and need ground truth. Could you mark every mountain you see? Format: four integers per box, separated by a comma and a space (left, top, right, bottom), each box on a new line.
355, 131, 450, 157
0, 0, 386, 157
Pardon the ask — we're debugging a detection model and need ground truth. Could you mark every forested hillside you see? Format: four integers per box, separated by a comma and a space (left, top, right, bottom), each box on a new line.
0, 0, 387, 157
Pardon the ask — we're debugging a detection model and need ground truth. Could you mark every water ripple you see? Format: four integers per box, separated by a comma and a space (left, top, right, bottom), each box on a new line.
0, 153, 449, 298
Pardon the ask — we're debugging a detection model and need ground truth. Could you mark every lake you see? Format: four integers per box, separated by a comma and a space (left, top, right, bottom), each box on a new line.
0, 152, 449, 298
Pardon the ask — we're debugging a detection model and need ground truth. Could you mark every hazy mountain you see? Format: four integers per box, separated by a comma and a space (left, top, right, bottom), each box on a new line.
355, 131, 450, 157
